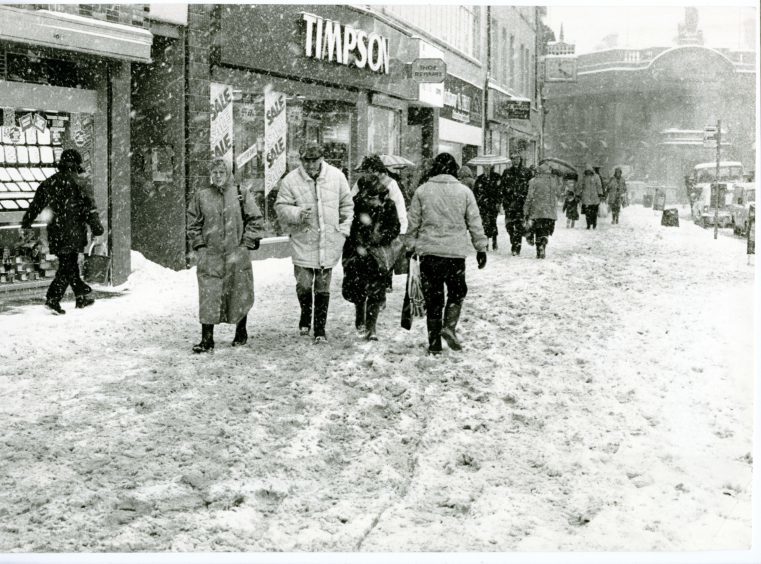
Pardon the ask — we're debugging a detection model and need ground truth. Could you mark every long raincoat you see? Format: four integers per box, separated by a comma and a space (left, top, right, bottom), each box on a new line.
275, 162, 353, 269
607, 175, 627, 212
577, 167, 604, 206
187, 182, 264, 324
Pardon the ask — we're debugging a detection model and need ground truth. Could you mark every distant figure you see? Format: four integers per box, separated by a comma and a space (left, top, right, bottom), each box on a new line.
275, 142, 354, 344
472, 165, 503, 250
501, 156, 532, 255
21, 149, 103, 314
523, 162, 562, 259
186, 158, 265, 353
562, 189, 580, 228
577, 165, 604, 230
606, 167, 628, 224
341, 176, 400, 341
405, 153, 488, 355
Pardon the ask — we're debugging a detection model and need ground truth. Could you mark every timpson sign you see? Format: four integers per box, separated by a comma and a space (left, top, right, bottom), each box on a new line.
301, 12, 390, 75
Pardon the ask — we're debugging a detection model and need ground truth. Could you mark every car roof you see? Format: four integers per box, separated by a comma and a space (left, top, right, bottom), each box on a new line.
694, 161, 743, 169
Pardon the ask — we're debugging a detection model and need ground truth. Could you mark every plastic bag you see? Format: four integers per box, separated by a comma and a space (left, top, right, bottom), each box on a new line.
598, 201, 609, 218
401, 255, 426, 330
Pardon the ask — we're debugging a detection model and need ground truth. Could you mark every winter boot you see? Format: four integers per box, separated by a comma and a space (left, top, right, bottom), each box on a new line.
297, 290, 312, 335
232, 315, 248, 346
354, 302, 366, 336
426, 318, 443, 355
492, 236, 498, 251
192, 324, 214, 353
440, 302, 463, 351
313, 293, 330, 341
364, 300, 382, 341
538, 244, 546, 259
75, 295, 95, 309
45, 300, 65, 315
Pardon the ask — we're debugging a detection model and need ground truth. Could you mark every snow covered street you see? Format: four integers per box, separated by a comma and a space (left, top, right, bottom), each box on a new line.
0, 205, 755, 553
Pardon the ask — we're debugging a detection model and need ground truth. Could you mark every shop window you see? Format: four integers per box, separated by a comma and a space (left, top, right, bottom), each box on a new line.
368, 106, 400, 156
231, 92, 353, 238
6, 52, 82, 88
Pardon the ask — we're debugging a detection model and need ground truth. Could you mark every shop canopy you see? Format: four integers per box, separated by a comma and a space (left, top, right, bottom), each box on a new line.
379, 155, 416, 169
0, 6, 153, 63
468, 155, 511, 167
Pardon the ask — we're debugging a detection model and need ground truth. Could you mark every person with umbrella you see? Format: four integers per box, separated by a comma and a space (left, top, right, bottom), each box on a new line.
472, 164, 503, 251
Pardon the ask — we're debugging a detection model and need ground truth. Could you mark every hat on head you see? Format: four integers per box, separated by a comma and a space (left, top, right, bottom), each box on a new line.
58, 149, 84, 173
299, 142, 324, 160
356, 154, 387, 174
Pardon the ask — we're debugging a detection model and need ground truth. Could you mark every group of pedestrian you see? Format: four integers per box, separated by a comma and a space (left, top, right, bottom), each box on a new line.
563, 165, 628, 229
184, 144, 487, 356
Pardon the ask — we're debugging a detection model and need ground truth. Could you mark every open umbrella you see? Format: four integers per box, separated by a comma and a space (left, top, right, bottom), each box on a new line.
380, 154, 416, 169
539, 157, 579, 180
467, 154, 511, 167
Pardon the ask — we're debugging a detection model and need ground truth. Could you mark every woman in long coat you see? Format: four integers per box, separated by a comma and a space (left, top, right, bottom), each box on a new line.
576, 165, 604, 230
187, 158, 265, 352
342, 176, 400, 341
523, 162, 562, 259
606, 167, 627, 224
472, 165, 502, 250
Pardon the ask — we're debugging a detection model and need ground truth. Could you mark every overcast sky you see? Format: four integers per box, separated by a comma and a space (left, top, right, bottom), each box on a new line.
544, 4, 757, 54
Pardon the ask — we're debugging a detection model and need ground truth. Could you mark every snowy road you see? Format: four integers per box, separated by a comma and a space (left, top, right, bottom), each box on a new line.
0, 205, 755, 553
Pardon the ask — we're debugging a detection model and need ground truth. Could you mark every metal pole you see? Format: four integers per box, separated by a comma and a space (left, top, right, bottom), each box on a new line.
714, 119, 721, 240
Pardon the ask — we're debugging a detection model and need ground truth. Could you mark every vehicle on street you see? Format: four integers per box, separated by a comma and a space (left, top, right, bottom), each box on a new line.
688, 161, 744, 227
729, 182, 756, 236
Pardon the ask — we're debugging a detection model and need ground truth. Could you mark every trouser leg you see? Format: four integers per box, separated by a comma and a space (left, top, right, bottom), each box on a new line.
420, 256, 445, 353
47, 253, 77, 304
312, 268, 333, 338
294, 266, 314, 330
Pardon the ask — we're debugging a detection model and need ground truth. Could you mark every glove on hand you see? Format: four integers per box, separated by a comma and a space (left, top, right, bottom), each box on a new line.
476, 251, 487, 269
248, 238, 261, 251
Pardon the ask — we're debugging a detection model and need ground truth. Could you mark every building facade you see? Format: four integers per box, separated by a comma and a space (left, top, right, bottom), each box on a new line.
543, 17, 756, 193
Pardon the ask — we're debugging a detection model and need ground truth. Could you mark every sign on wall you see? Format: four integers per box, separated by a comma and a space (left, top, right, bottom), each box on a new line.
502, 100, 531, 120
264, 88, 287, 195
441, 75, 482, 127
210, 82, 234, 171
544, 56, 578, 82
410, 58, 446, 83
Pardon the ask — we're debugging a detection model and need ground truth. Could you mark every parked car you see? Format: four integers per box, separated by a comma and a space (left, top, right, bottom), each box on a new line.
694, 182, 734, 228
730, 182, 756, 236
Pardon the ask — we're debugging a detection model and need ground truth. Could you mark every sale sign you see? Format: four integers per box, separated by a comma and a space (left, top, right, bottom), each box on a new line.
210, 82, 234, 171
264, 88, 287, 196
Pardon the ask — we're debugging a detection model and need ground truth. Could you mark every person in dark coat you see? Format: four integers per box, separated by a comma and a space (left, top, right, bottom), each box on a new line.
187, 158, 266, 353
472, 165, 502, 250
606, 167, 627, 224
501, 156, 532, 255
21, 149, 103, 314
341, 176, 400, 341
562, 189, 580, 228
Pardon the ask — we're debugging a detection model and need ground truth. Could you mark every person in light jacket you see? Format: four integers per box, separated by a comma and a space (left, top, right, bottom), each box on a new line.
524, 162, 563, 259
405, 152, 488, 356
21, 149, 103, 314
342, 176, 400, 341
187, 158, 265, 353
275, 142, 354, 344
577, 165, 604, 230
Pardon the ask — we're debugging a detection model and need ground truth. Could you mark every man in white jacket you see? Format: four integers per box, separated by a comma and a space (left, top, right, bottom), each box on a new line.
275, 143, 354, 343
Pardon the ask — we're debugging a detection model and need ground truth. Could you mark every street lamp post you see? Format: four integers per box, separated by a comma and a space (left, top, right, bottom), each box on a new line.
713, 119, 721, 240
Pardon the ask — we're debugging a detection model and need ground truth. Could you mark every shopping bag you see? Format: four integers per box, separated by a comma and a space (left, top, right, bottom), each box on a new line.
401, 255, 425, 330
369, 237, 403, 274
83, 242, 111, 284
598, 201, 609, 218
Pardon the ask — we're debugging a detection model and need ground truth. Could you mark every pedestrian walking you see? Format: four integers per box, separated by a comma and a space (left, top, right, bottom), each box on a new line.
607, 167, 627, 224
524, 162, 562, 259
352, 154, 407, 294
472, 165, 503, 251
341, 176, 400, 341
458, 165, 475, 191
501, 156, 532, 255
20, 149, 103, 314
186, 158, 265, 353
405, 152, 488, 355
275, 142, 354, 343
562, 189, 580, 228
577, 165, 604, 230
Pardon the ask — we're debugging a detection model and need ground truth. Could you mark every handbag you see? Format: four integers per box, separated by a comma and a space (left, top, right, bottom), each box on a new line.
369, 237, 403, 274
83, 241, 111, 284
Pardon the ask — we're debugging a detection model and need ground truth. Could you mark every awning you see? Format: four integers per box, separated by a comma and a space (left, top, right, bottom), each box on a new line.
439, 118, 482, 147
0, 6, 153, 63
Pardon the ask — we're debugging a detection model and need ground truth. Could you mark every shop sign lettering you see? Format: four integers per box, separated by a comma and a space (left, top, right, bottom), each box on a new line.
33, 113, 48, 132
440, 75, 482, 127
210, 82, 234, 170
19, 113, 33, 130
264, 89, 287, 195
302, 12, 390, 75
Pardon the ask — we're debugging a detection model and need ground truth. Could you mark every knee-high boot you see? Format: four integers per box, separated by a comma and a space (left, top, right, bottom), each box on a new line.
297, 290, 312, 332
427, 317, 443, 355
313, 293, 330, 339
440, 302, 463, 351
364, 299, 382, 341
193, 324, 214, 353
232, 315, 248, 346
354, 301, 366, 331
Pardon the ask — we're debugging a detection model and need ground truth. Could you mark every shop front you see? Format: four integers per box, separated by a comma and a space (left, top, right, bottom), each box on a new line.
213, 4, 417, 238
0, 6, 152, 290
439, 74, 483, 167
486, 85, 536, 165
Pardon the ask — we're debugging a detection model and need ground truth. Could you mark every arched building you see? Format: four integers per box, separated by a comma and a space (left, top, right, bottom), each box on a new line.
543, 39, 755, 194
